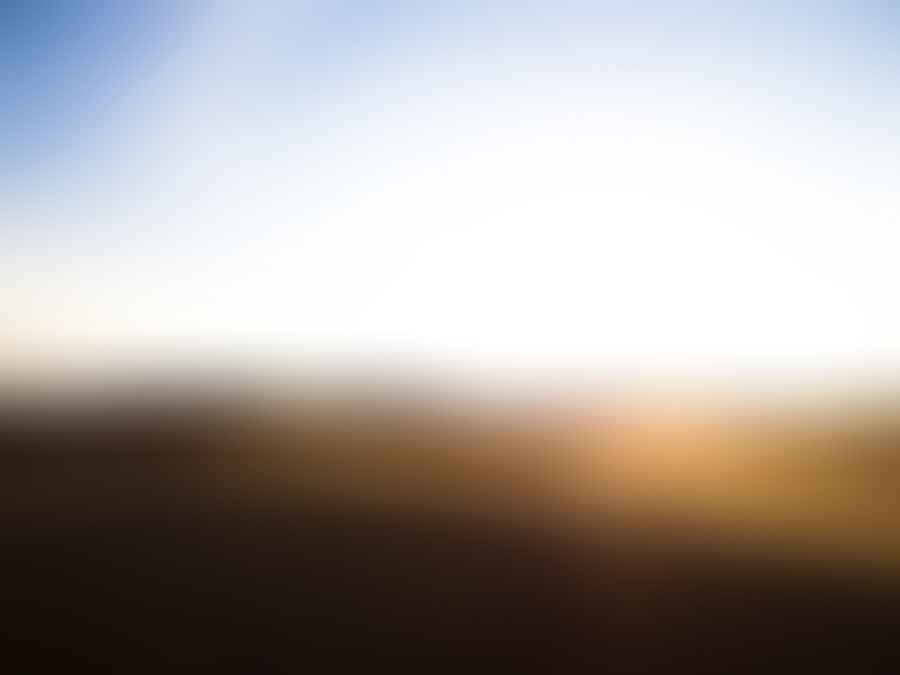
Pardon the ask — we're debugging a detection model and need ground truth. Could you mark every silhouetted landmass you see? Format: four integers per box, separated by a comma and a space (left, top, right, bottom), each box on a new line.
2, 384, 900, 673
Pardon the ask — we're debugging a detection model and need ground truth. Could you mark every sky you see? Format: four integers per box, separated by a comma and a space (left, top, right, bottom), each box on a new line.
3, 1, 900, 385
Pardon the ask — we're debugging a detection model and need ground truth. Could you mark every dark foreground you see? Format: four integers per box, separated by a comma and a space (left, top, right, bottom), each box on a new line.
2, 400, 900, 673
6, 502, 900, 673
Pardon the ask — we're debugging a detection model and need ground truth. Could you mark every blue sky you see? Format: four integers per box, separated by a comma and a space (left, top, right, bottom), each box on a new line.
4, 1, 900, 383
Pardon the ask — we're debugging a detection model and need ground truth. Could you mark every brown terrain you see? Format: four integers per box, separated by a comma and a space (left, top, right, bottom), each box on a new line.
2, 382, 900, 673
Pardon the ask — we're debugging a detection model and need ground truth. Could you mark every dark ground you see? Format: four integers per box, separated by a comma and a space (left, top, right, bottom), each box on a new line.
2, 401, 899, 673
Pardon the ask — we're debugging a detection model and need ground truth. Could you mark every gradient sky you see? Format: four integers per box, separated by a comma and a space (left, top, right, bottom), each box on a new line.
4, 1, 900, 383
